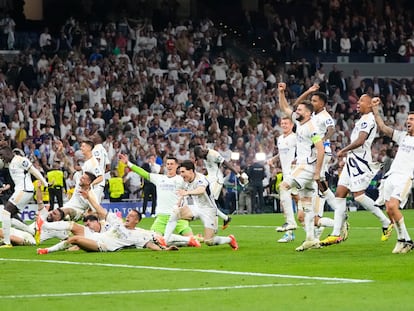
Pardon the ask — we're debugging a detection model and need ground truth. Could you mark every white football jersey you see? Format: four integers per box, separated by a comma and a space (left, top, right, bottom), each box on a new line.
294, 118, 321, 165
204, 149, 225, 184
388, 130, 414, 178
183, 172, 216, 210
9, 155, 34, 192
92, 143, 109, 187
349, 112, 377, 162
82, 156, 103, 180
277, 132, 297, 176
312, 108, 335, 140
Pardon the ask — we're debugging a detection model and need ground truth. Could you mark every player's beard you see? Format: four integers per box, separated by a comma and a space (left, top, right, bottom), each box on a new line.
296, 114, 304, 122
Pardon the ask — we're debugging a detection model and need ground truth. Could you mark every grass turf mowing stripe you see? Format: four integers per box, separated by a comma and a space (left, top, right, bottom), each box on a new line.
0, 282, 366, 299
0, 257, 373, 283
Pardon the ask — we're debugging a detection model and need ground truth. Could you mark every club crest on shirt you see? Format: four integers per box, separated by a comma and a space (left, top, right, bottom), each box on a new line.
22, 160, 30, 169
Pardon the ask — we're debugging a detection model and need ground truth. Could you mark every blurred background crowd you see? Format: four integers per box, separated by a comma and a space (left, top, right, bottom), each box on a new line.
0, 0, 412, 213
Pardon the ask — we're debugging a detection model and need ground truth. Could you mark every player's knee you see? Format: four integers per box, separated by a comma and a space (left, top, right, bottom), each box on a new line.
67, 236, 80, 244
170, 208, 181, 221
354, 194, 365, 203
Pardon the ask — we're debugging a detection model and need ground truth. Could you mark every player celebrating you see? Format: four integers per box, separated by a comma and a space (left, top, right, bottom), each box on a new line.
0, 146, 48, 248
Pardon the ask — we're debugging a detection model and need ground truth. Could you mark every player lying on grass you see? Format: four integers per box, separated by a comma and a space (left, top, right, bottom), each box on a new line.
37, 175, 192, 254
0, 228, 36, 246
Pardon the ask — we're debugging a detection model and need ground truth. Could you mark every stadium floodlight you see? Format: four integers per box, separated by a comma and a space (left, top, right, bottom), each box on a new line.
255, 152, 266, 161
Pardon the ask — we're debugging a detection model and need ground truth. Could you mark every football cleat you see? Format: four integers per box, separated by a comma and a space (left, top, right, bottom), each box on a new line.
320, 235, 343, 246
278, 232, 295, 243
188, 236, 201, 248
0, 244, 13, 249
381, 223, 393, 241
392, 239, 406, 254
35, 216, 44, 245
295, 240, 321, 252
400, 240, 414, 254
229, 235, 239, 250
222, 217, 232, 230
154, 235, 167, 248
276, 223, 297, 232
37, 248, 49, 255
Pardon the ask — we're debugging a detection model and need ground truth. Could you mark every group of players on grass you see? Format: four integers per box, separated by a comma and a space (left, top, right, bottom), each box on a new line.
1, 83, 413, 254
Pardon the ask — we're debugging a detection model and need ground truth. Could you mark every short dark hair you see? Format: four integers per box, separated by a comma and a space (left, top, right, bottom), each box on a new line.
83, 214, 99, 222
312, 91, 328, 105
82, 139, 95, 149
96, 130, 106, 142
180, 159, 195, 171
166, 155, 179, 163
47, 208, 65, 222
84, 172, 97, 183
193, 145, 204, 158
130, 209, 142, 221
299, 101, 314, 113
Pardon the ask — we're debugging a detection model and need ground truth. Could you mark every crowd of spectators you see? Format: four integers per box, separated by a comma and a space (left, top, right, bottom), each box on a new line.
0, 0, 412, 207
248, 0, 414, 63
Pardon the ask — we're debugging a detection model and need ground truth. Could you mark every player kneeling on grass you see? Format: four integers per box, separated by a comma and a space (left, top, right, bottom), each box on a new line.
163, 160, 239, 250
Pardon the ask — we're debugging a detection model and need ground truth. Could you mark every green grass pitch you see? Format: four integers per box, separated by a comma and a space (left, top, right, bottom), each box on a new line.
1, 209, 414, 311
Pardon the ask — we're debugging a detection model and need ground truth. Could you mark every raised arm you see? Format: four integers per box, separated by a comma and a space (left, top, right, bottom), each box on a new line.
294, 83, 320, 107
371, 97, 394, 138
119, 153, 150, 180
278, 83, 293, 118
29, 164, 48, 187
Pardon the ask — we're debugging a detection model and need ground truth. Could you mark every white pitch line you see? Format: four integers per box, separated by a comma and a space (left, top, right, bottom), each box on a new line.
0, 258, 373, 284
0, 281, 359, 299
